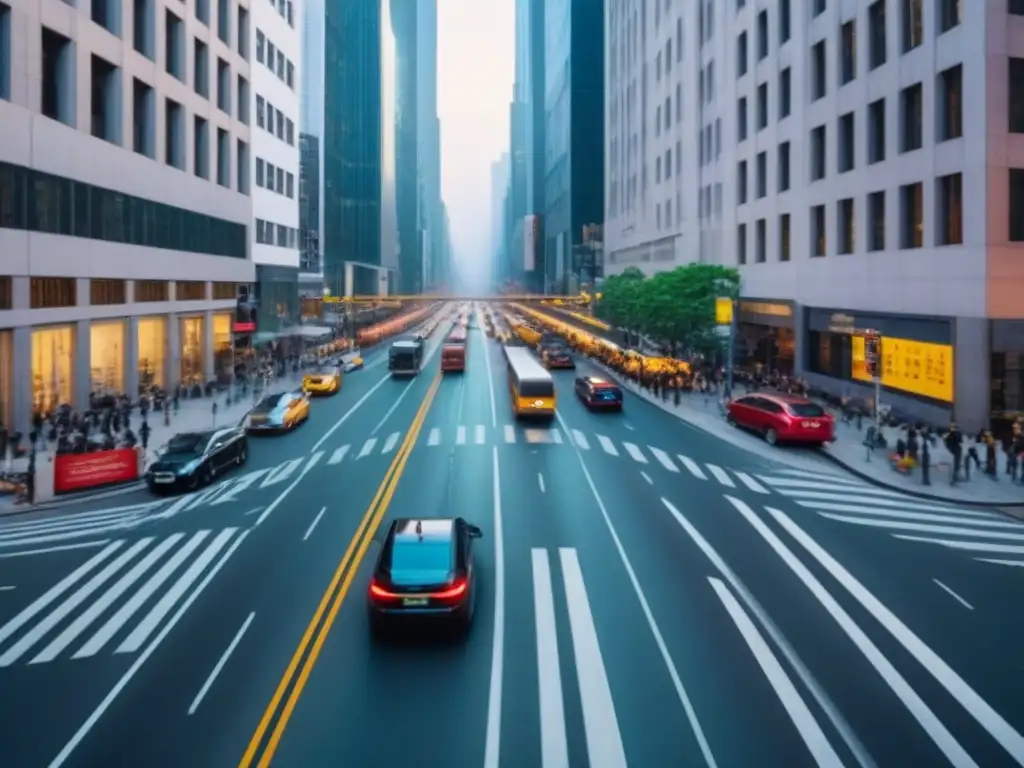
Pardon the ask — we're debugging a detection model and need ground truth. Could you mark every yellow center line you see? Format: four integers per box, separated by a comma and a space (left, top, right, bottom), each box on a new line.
239, 374, 442, 768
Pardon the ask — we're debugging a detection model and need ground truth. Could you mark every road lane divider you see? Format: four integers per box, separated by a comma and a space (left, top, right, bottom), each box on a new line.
238, 373, 442, 768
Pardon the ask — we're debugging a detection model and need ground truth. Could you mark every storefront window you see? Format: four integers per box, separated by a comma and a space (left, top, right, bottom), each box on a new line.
90, 320, 125, 395
180, 316, 205, 384
138, 317, 167, 392
806, 330, 851, 380
0, 331, 12, 428
213, 313, 233, 381
32, 326, 75, 413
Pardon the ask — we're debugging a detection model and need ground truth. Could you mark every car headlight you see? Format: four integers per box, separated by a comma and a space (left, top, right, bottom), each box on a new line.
177, 459, 201, 475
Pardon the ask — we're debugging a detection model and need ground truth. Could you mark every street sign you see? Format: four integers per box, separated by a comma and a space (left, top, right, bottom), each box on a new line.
715, 297, 734, 325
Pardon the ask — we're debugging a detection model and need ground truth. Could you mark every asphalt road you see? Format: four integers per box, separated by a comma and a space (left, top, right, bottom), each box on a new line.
1, 303, 1023, 767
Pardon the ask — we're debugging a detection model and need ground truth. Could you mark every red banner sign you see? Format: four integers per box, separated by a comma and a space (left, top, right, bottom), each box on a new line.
54, 448, 141, 495
233, 321, 256, 332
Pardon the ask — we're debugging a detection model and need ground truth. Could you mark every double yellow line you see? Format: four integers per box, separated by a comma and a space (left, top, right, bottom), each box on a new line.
238, 373, 442, 768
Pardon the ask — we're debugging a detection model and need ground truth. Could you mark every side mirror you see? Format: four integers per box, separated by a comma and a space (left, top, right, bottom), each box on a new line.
468, 525, 483, 539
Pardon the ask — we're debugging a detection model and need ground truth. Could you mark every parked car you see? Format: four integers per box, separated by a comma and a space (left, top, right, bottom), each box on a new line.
146, 427, 248, 493
726, 394, 834, 446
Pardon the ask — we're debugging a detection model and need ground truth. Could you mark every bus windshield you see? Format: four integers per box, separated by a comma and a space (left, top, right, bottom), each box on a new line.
518, 378, 554, 398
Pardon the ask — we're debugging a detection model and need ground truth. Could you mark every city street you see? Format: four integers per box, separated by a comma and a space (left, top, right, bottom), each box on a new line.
1, 305, 1022, 767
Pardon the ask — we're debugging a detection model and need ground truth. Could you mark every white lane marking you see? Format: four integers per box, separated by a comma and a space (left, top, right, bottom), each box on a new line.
709, 578, 844, 765
934, 579, 974, 610
894, 537, 1024, 555
483, 447, 505, 768
259, 459, 303, 489
328, 445, 349, 465
481, 310, 499, 428
311, 372, 393, 451
357, 438, 378, 458
550, 429, 563, 444
503, 425, 516, 443
150, 493, 202, 522
0, 586, 14, 591
805, 503, 1016, 525
48, 529, 249, 768
532, 549, 570, 768
648, 447, 678, 472
115, 529, 239, 654
640, 471, 653, 485
572, 430, 590, 450
456, 426, 467, 445
535, 472, 545, 493
597, 435, 618, 456
243, 507, 262, 516
820, 515, 1024, 541
0, 506, 151, 541
559, 548, 627, 768
188, 611, 255, 715
74, 532, 211, 658
0, 541, 110, 559
30, 535, 185, 664
623, 442, 648, 464
0, 502, 158, 534
427, 427, 442, 446
678, 455, 707, 480
372, 378, 416, 434
209, 468, 271, 506
623, 422, 634, 431
771, 468, 854, 483
476, 425, 486, 445
661, 498, 872, 768
303, 508, 327, 541
382, 432, 401, 454
553, 411, 718, 768
726, 498, 979, 766
767, 506, 1024, 763
733, 472, 768, 494
0, 539, 150, 666
706, 464, 735, 487
254, 451, 323, 527
979, 558, 1024, 567
184, 482, 232, 511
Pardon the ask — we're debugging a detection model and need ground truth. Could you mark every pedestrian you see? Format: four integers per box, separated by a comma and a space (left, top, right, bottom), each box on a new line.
943, 422, 963, 484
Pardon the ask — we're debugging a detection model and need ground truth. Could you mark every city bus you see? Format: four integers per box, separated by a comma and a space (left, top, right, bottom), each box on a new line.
441, 328, 467, 372
505, 347, 555, 419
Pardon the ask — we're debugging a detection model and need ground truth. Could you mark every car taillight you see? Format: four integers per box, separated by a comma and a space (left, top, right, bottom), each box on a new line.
368, 577, 468, 601
431, 578, 468, 600
369, 579, 400, 601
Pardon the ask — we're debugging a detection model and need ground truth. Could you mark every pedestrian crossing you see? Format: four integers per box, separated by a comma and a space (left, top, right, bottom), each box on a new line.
0, 501, 166, 553
755, 469, 1024, 569
0, 528, 243, 666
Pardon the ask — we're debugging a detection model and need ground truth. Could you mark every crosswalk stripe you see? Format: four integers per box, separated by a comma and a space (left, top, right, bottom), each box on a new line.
328, 445, 349, 465
648, 447, 678, 472
475, 425, 486, 444
809, 505, 1018, 527
799, 498, 984, 516
623, 443, 647, 464
894, 536, 1024, 555
456, 426, 467, 445
706, 465, 735, 487
821, 514, 1024, 541
427, 427, 441, 446
734, 472, 768, 494
597, 435, 618, 456
572, 430, 590, 450
74, 532, 211, 659
0, 502, 157, 534
504, 425, 516, 443
980, 558, 1024, 567
0, 538, 154, 667
30, 534, 185, 664
382, 432, 401, 454
550, 429, 563, 444
772, 467, 856, 484
357, 438, 377, 458
260, 458, 303, 488
677, 455, 707, 479
116, 529, 237, 654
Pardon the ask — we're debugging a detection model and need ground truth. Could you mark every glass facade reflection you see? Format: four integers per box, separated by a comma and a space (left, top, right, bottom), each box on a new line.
138, 317, 167, 391
180, 316, 205, 383
214, 312, 233, 379
32, 326, 75, 413
90, 320, 125, 394
0, 331, 12, 428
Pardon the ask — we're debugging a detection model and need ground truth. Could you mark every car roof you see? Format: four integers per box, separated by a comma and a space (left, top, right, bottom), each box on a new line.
742, 392, 813, 406
583, 376, 616, 387
171, 430, 214, 442
391, 518, 456, 543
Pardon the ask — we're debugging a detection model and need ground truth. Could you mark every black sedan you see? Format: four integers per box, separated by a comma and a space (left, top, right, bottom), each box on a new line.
146, 427, 248, 493
367, 517, 482, 638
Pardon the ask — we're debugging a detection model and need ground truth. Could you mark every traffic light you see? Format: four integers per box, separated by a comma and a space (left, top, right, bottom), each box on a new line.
863, 331, 882, 379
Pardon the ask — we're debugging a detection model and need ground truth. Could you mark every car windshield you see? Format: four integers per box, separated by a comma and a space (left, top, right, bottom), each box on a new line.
258, 393, 288, 409
390, 540, 451, 574
165, 434, 206, 453
787, 402, 826, 417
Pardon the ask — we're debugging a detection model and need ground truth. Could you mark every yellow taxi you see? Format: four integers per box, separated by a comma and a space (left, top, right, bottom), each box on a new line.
303, 363, 343, 396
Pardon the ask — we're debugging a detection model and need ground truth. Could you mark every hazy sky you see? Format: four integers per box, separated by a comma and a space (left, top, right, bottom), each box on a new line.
437, 0, 515, 289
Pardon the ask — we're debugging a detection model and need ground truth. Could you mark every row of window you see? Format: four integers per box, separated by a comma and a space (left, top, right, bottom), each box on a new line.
255, 95, 296, 146
267, 0, 295, 28
255, 158, 295, 199
191, 36, 250, 122
255, 218, 298, 249
255, 30, 296, 90
24, 277, 240, 309
0, 162, 247, 259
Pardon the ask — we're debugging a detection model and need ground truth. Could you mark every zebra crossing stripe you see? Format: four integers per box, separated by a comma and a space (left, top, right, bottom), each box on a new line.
357, 438, 377, 458
456, 427, 467, 445
677, 455, 707, 479
733, 472, 768, 494
475, 425, 486, 445
427, 428, 441, 446
504, 425, 516, 443
328, 445, 349, 465
382, 432, 401, 454
894, 536, 1024, 555
572, 430, 590, 450
824, 515, 1024, 541
623, 443, 647, 464
706, 465, 734, 487
550, 430, 563, 444
597, 435, 618, 456
648, 447, 677, 472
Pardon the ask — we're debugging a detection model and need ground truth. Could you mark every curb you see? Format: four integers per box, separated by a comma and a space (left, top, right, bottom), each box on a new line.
0, 480, 147, 517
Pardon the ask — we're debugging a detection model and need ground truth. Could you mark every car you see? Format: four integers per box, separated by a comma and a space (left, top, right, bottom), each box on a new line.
574, 376, 623, 409
303, 363, 343, 396
343, 356, 364, 373
146, 427, 248, 493
367, 517, 482, 637
541, 344, 575, 369
726, 393, 835, 446
244, 390, 311, 433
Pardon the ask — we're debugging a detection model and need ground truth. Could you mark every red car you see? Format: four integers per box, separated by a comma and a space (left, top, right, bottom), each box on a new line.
726, 393, 834, 446
574, 376, 623, 410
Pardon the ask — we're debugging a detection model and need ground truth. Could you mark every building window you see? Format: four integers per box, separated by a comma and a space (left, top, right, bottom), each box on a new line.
756, 151, 767, 198
810, 125, 825, 181
256, 95, 265, 128
901, 0, 923, 53
778, 142, 790, 191
1013, 0, 1024, 14
840, 20, 856, 85
900, 83, 923, 152
737, 31, 748, 77
779, 213, 791, 261
216, 128, 230, 187
165, 98, 184, 169
32, 326, 74, 412
868, 0, 886, 69
737, 97, 748, 141
868, 98, 885, 163
755, 218, 766, 262
868, 191, 885, 251
132, 0, 154, 60
812, 0, 825, 16
779, 0, 790, 43
135, 280, 168, 302
737, 223, 747, 265
31, 277, 76, 309
811, 204, 826, 257
0, 277, 11, 309
756, 11, 768, 59
176, 281, 206, 301
41, 27, 74, 126
756, 82, 768, 130
779, 67, 791, 118
237, 75, 249, 124
837, 198, 855, 254
900, 181, 924, 248
937, 173, 963, 246
1012, 169, 1024, 241
938, 0, 962, 33
216, 0, 230, 45
237, 140, 249, 195
133, 78, 154, 158
90, 278, 126, 305
90, 321, 126, 393
937, 65, 962, 142
1009, 58, 1024, 134
164, 9, 184, 81
838, 112, 854, 173
193, 116, 209, 179
256, 29, 265, 63
737, 161, 748, 204
216, 58, 230, 113
90, 55, 120, 144
196, 0, 209, 25
811, 41, 826, 101
213, 282, 237, 300
237, 7, 249, 59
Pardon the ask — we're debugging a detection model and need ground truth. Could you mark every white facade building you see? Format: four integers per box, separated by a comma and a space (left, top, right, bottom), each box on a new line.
251, 0, 300, 272
0, 0, 255, 432
604, 0, 1024, 431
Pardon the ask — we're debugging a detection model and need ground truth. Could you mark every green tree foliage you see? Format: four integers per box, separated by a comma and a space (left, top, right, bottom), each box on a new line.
598, 264, 740, 354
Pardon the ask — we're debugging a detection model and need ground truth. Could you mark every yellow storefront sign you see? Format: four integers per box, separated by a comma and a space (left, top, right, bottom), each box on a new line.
715, 297, 734, 325
851, 335, 954, 402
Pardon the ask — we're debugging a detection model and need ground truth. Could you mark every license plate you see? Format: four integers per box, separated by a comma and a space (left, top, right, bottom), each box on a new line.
802, 421, 821, 428
153, 476, 175, 484
403, 597, 428, 607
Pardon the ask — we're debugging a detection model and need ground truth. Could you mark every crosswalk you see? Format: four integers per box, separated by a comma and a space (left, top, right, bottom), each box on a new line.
0, 501, 167, 553
756, 468, 1024, 569
0, 528, 243, 666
